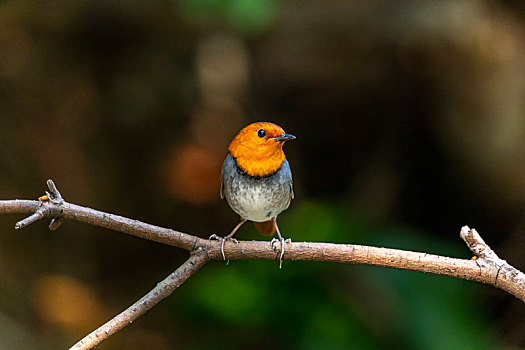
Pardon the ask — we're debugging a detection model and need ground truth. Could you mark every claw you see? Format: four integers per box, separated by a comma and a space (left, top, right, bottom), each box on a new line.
209, 234, 238, 263
271, 238, 280, 251
270, 237, 291, 269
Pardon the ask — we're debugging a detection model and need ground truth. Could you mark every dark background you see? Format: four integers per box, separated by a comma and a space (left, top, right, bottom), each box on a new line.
0, 0, 524, 349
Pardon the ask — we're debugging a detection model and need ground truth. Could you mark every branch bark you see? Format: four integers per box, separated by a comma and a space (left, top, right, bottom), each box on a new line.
2, 180, 524, 349
70, 252, 209, 350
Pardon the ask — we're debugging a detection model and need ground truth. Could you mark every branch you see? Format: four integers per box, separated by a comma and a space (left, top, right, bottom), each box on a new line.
69, 252, 209, 350
2, 180, 524, 349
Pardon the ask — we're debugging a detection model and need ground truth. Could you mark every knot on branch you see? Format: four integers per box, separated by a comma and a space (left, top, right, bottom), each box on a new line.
15, 179, 65, 231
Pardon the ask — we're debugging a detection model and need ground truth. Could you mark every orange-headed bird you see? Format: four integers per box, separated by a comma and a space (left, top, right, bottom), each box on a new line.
212, 122, 295, 267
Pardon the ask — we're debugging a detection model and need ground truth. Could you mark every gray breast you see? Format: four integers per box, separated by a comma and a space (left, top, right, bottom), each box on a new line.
221, 154, 293, 222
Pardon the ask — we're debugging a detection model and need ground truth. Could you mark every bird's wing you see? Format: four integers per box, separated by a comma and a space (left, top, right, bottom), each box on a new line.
220, 176, 224, 199
284, 179, 294, 210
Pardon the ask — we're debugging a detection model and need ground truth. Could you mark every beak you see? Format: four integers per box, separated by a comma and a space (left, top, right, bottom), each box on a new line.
272, 133, 296, 142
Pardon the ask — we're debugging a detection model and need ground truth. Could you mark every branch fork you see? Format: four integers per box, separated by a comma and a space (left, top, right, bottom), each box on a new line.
14, 179, 64, 231
460, 225, 507, 266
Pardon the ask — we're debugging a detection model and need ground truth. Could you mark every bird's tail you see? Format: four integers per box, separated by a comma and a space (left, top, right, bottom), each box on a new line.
253, 220, 275, 236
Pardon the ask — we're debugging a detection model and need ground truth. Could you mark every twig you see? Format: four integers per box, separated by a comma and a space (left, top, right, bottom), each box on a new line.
69, 252, 209, 350
46, 179, 63, 202
14, 179, 64, 230
460, 226, 525, 302
1, 180, 524, 350
14, 209, 46, 229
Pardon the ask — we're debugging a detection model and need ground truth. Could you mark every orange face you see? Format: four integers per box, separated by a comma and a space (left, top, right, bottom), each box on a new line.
229, 122, 295, 177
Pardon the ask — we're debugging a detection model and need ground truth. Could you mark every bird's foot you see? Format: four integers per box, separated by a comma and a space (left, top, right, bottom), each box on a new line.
271, 238, 292, 269
209, 234, 239, 263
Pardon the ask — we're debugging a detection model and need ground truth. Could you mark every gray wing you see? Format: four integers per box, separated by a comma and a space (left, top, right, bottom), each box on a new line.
284, 179, 293, 210
280, 159, 294, 209
220, 154, 235, 200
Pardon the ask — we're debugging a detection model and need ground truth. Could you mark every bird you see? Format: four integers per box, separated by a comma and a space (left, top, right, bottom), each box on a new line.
211, 122, 295, 268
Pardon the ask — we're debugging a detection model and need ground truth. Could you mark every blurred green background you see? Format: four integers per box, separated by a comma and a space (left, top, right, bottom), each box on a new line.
0, 0, 524, 349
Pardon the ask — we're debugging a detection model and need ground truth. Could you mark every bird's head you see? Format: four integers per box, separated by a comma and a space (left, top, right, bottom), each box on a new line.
228, 122, 295, 177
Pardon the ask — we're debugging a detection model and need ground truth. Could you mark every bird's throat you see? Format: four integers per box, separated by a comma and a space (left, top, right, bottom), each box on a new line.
234, 153, 285, 177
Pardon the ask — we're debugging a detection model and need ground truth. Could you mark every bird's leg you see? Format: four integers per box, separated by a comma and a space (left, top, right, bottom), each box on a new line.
270, 219, 291, 269
210, 218, 246, 263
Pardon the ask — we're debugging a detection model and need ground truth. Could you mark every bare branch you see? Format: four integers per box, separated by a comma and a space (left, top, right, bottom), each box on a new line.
46, 179, 63, 202
14, 209, 46, 229
1, 180, 525, 349
2, 196, 524, 303
69, 252, 209, 350
460, 225, 525, 304
1, 199, 196, 251
13, 179, 64, 230
460, 225, 505, 264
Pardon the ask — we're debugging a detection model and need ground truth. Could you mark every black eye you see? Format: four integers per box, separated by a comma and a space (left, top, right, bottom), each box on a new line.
257, 129, 266, 138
